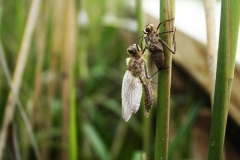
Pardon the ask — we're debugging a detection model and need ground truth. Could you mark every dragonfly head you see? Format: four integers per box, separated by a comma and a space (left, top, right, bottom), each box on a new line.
143, 24, 154, 34
127, 44, 141, 57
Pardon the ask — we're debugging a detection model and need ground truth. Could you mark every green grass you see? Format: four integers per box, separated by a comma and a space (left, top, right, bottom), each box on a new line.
0, 0, 231, 159
208, 0, 240, 159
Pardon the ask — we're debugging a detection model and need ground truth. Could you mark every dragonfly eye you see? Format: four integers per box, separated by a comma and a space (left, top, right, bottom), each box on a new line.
143, 25, 151, 34
143, 24, 154, 34
127, 48, 137, 55
145, 26, 151, 32
127, 44, 141, 55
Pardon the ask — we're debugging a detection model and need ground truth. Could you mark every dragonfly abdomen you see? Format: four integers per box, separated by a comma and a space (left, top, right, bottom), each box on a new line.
140, 77, 154, 117
148, 43, 165, 70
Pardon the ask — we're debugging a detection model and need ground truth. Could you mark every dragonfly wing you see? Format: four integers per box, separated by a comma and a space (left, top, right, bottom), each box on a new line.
121, 70, 142, 122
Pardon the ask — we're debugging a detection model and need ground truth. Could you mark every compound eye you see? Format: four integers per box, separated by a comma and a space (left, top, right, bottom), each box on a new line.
145, 26, 151, 32
127, 44, 141, 55
127, 48, 137, 55
127, 47, 137, 55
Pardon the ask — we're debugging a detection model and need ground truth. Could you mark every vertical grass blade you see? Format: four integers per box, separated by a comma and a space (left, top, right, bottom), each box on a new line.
0, 41, 41, 160
83, 123, 109, 160
208, 0, 240, 159
0, 0, 41, 158
61, 0, 77, 159
70, 74, 77, 160
203, 0, 217, 105
46, 2, 65, 158
136, 0, 144, 38
155, 0, 175, 160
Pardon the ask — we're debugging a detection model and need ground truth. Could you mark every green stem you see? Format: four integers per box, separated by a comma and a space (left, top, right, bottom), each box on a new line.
155, 0, 174, 160
70, 70, 77, 160
136, 0, 144, 38
208, 0, 240, 159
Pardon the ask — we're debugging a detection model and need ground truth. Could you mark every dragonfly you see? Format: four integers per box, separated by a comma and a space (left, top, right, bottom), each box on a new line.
141, 18, 176, 77
122, 44, 154, 122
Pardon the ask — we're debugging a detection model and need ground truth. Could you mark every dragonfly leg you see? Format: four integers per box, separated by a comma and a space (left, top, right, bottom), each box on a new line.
161, 39, 176, 54
143, 61, 149, 79
159, 27, 176, 53
137, 35, 143, 46
156, 18, 174, 30
159, 29, 175, 35
149, 67, 169, 79
172, 28, 176, 53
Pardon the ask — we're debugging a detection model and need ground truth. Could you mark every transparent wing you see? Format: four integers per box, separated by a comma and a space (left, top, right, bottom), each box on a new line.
121, 70, 142, 122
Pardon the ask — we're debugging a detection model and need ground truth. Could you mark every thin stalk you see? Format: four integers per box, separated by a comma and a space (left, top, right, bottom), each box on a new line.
0, 41, 41, 160
46, 1, 65, 158
61, 0, 77, 159
155, 0, 174, 160
8, 123, 21, 160
0, 0, 41, 158
208, 0, 240, 159
32, 2, 51, 158
31, 4, 47, 131
68, 4, 77, 158
136, 0, 144, 38
77, 2, 89, 160
70, 71, 77, 160
203, 0, 217, 105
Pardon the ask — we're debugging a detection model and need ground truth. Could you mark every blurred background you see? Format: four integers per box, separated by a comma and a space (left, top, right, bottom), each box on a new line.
0, 0, 239, 160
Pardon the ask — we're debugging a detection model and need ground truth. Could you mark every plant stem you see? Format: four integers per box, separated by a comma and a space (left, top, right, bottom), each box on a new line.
155, 0, 174, 160
203, 0, 217, 105
208, 0, 240, 159
0, 0, 41, 158
0, 41, 41, 160
70, 72, 77, 160
136, 0, 144, 38
61, 0, 77, 159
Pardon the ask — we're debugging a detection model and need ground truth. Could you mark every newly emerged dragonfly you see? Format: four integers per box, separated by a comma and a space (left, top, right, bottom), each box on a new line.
121, 44, 154, 122
142, 18, 176, 77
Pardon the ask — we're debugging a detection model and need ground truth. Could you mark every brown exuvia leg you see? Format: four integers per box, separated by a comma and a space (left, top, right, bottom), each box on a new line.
156, 18, 174, 30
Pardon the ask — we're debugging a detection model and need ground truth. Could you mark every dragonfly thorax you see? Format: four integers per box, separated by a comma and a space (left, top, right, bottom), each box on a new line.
127, 57, 145, 77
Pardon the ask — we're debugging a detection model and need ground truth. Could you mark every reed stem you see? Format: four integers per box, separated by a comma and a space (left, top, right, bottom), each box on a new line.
154, 0, 174, 159
208, 0, 240, 159
0, 0, 41, 158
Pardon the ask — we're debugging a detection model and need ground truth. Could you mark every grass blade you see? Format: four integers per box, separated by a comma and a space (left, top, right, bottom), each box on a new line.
154, 0, 175, 159
0, 0, 41, 158
208, 0, 240, 159
61, 0, 77, 159
83, 123, 109, 160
